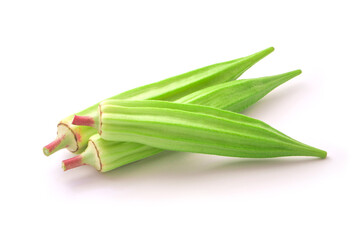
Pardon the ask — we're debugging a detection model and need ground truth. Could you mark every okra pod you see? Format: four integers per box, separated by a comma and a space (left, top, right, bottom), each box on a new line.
64, 70, 326, 172
44, 47, 274, 156
73, 100, 326, 159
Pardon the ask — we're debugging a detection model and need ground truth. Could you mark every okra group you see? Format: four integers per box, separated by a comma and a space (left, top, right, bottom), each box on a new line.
44, 47, 327, 173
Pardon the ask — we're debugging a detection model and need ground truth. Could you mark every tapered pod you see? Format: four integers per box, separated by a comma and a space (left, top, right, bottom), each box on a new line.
44, 47, 274, 156
63, 70, 326, 172
178, 69, 302, 112
73, 100, 326, 159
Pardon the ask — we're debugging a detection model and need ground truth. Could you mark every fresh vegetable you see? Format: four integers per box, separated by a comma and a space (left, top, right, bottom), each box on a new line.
72, 100, 326, 158
64, 72, 326, 172
43, 47, 274, 156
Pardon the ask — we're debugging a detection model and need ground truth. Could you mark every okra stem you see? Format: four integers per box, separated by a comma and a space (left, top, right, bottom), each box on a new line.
72, 116, 95, 128
43, 134, 67, 156
62, 155, 85, 171
43, 124, 77, 156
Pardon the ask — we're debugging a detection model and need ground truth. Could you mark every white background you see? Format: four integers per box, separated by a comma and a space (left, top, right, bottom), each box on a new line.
0, 0, 359, 239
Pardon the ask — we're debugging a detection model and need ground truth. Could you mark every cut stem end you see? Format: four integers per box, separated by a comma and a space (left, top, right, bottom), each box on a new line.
43, 135, 68, 156
62, 155, 85, 171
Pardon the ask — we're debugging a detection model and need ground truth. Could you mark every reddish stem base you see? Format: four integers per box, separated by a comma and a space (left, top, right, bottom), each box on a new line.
62, 155, 85, 171
72, 115, 95, 127
43, 135, 66, 156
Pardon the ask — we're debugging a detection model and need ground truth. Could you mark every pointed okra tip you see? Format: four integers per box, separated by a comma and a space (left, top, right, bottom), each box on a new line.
318, 149, 327, 159
259, 46, 275, 56
282, 69, 302, 81
252, 46, 275, 58
267, 46, 275, 53
241, 46, 275, 65
292, 69, 302, 76
301, 143, 327, 159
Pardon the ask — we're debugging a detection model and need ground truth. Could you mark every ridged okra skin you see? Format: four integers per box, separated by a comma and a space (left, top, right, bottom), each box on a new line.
178, 69, 302, 112
44, 47, 274, 156
63, 135, 164, 172
93, 101, 326, 159
65, 71, 326, 172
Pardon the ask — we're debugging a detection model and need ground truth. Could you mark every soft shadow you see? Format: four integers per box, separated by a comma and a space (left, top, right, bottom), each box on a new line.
62, 151, 328, 192
106, 155, 326, 179
204, 157, 325, 175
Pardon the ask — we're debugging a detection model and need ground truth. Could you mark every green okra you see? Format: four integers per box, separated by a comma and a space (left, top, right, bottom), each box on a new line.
43, 47, 274, 156
75, 100, 327, 158
62, 70, 326, 172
